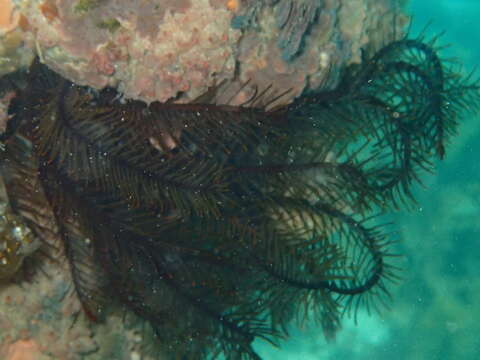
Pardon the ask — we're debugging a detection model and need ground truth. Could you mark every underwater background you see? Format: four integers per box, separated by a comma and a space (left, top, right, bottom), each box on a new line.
255, 0, 480, 359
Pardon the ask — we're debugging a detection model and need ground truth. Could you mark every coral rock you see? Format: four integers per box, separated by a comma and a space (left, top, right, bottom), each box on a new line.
0, 0, 406, 104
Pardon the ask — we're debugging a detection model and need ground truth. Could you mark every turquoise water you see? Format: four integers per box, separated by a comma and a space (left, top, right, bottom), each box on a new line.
256, 1, 480, 359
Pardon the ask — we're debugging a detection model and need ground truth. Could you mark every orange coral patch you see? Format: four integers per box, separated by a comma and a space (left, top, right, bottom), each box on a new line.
0, 0, 19, 33
227, 0, 240, 12
18, 14, 30, 32
3, 339, 42, 360
40, 1, 59, 23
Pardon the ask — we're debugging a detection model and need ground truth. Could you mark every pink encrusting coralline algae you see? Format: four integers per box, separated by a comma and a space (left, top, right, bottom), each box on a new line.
1, 0, 407, 104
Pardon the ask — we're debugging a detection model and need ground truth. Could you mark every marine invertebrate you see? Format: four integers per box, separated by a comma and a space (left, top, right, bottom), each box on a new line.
0, 33, 478, 360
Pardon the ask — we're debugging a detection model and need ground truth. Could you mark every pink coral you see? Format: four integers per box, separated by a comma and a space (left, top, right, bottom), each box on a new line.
1, 339, 43, 360
1, 0, 406, 105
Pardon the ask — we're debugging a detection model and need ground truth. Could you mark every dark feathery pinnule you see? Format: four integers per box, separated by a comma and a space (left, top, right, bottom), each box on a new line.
0, 34, 479, 360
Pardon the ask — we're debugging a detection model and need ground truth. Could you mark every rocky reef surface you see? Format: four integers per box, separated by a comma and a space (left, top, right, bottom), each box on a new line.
1, 0, 407, 104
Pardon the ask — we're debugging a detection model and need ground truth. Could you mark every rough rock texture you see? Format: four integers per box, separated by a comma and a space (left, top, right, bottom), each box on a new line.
0, 257, 152, 360
1, 0, 407, 104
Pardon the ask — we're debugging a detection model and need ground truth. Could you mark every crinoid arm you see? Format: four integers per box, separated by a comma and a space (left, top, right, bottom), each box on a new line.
0, 33, 479, 360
